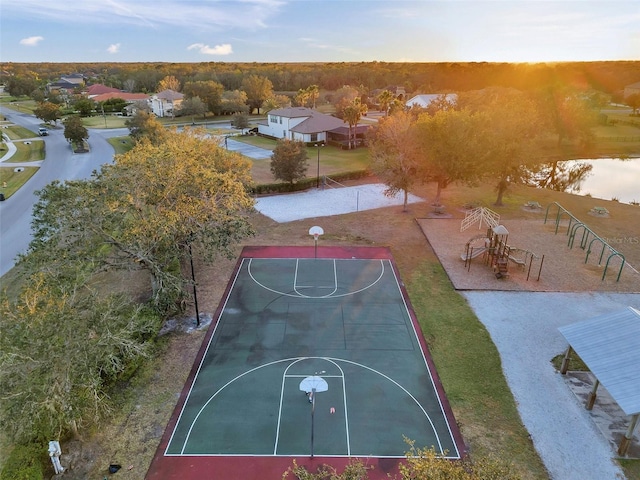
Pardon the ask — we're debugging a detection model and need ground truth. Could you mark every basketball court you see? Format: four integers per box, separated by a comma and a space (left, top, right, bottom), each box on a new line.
146, 246, 464, 479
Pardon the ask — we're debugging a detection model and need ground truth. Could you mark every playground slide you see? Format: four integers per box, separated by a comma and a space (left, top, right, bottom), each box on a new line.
460, 247, 488, 261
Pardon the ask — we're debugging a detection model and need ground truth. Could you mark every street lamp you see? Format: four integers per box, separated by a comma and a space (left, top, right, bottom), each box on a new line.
187, 239, 200, 327
314, 143, 324, 189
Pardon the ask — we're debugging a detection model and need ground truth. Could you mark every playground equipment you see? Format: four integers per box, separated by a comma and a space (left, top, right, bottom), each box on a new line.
460, 206, 499, 232
462, 225, 543, 280
544, 202, 626, 282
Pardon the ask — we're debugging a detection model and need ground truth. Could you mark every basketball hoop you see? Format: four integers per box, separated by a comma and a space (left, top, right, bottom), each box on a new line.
309, 226, 324, 258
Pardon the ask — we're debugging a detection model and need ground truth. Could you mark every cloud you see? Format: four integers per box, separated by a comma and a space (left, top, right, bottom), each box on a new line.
19, 36, 44, 46
187, 43, 233, 55
4, 0, 284, 30
107, 43, 121, 54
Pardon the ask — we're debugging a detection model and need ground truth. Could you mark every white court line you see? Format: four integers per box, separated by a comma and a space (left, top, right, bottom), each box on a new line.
294, 258, 338, 296
274, 357, 350, 455
247, 258, 385, 299
177, 355, 444, 457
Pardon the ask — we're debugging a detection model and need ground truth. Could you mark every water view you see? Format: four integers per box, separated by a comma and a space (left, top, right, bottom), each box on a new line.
549, 157, 640, 205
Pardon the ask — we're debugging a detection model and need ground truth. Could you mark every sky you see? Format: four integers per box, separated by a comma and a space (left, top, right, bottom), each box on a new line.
1, 0, 639, 64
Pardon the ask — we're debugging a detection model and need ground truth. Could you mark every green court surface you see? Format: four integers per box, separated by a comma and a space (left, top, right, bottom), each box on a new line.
148, 246, 463, 479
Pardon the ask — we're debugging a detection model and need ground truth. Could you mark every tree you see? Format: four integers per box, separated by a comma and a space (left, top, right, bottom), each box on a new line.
369, 111, 421, 211
5, 75, 38, 97
475, 90, 546, 205
0, 271, 159, 443
178, 96, 207, 123
333, 85, 360, 118
73, 98, 95, 117
307, 85, 319, 109
242, 74, 273, 114
63, 116, 89, 148
294, 88, 309, 107
33, 101, 62, 125
625, 93, 640, 115
536, 86, 597, 145
125, 110, 168, 144
262, 94, 290, 113
414, 108, 486, 206
231, 112, 250, 132
270, 139, 308, 184
342, 98, 367, 149
26, 129, 255, 311
182, 80, 224, 116
157, 75, 181, 92
376, 89, 395, 116
220, 89, 249, 115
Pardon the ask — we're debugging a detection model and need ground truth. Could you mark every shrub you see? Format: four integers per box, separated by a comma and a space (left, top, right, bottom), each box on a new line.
0, 443, 46, 480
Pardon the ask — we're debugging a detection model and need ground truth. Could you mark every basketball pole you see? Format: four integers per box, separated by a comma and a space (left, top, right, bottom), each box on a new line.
314, 235, 318, 258
310, 387, 316, 458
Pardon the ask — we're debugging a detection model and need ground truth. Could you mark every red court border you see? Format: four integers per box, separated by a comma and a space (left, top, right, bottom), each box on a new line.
146, 246, 466, 479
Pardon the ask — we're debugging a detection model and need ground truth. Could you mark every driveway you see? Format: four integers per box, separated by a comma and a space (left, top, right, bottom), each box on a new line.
225, 137, 272, 159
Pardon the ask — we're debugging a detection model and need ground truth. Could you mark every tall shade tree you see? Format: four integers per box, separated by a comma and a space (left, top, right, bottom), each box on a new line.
369, 111, 421, 211
33, 101, 62, 125
182, 80, 224, 116
157, 75, 181, 92
414, 108, 486, 206
536, 86, 598, 146
26, 129, 255, 312
270, 139, 308, 185
342, 98, 368, 149
221, 89, 249, 114
242, 74, 273, 114
125, 110, 168, 144
178, 96, 207, 123
475, 90, 546, 205
0, 272, 158, 443
262, 94, 290, 113
63, 116, 89, 147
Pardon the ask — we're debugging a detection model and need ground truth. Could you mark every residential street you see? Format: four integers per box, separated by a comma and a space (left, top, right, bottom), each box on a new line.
0, 107, 125, 276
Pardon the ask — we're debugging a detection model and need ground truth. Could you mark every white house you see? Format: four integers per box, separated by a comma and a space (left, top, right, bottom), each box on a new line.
624, 81, 640, 98
405, 93, 458, 109
150, 89, 184, 118
258, 107, 347, 143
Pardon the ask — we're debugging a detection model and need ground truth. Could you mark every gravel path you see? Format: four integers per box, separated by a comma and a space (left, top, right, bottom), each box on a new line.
255, 186, 640, 480
255, 184, 424, 222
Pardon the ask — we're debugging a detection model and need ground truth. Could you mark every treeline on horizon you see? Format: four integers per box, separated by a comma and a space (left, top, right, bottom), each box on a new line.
2, 60, 639, 97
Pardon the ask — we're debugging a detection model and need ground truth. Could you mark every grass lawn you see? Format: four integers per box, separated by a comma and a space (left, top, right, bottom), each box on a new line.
107, 136, 135, 155
6, 140, 45, 163
233, 134, 370, 185
0, 167, 39, 198
1, 124, 40, 140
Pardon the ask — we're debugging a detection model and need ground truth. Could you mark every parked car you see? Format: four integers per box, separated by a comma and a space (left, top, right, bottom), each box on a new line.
38, 127, 49, 136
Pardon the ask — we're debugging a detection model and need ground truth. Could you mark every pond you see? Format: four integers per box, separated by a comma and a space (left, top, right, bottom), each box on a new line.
540, 157, 640, 205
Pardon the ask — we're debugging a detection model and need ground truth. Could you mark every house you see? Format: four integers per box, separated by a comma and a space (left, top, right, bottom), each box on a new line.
258, 107, 348, 144
150, 89, 184, 117
623, 81, 640, 98
91, 92, 149, 103
85, 84, 123, 98
405, 93, 458, 109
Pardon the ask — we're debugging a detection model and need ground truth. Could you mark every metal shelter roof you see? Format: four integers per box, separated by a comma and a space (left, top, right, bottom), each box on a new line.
559, 307, 640, 416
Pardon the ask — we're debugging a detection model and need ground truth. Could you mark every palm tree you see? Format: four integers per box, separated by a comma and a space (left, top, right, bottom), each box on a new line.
342, 98, 368, 149
376, 89, 395, 116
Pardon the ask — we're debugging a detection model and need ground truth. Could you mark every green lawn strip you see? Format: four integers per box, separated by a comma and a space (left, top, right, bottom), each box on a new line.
2, 125, 38, 140
108, 136, 135, 155
0, 167, 39, 198
5, 140, 45, 163
81, 115, 128, 129
407, 262, 548, 479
